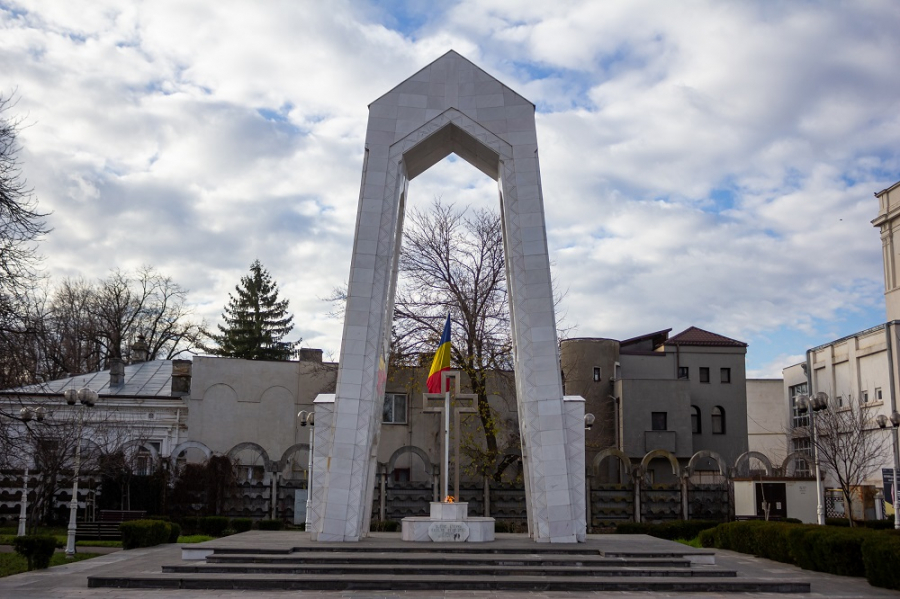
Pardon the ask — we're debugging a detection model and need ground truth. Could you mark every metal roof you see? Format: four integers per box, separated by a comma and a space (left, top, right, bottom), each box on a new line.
3, 360, 175, 397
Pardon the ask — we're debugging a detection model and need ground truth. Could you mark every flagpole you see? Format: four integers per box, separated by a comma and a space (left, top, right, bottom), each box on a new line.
444, 386, 450, 500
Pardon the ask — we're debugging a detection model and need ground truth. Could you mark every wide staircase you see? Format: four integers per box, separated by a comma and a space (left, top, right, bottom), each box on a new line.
87, 533, 811, 593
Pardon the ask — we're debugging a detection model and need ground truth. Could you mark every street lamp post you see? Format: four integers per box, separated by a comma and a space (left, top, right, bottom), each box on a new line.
297, 410, 315, 530
17, 406, 46, 536
876, 410, 900, 530
63, 388, 99, 558
797, 392, 828, 525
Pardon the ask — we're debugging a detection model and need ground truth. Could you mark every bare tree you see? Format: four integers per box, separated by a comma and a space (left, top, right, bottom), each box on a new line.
393, 199, 515, 479
0, 93, 49, 389
0, 93, 48, 311
801, 395, 890, 525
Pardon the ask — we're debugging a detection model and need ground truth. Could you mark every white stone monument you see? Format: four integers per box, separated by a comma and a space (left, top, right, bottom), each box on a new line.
310, 50, 586, 543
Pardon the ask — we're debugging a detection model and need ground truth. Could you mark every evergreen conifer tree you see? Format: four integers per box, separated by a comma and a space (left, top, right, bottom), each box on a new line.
211, 260, 297, 360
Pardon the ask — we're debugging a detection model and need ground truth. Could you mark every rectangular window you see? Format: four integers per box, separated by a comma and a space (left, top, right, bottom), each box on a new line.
699, 367, 710, 383
383, 393, 407, 424
789, 382, 809, 428
593, 367, 602, 382
721, 368, 731, 383
691, 407, 700, 434
837, 395, 844, 408
862, 390, 869, 404
678, 366, 689, 380
651, 411, 667, 431
876, 387, 883, 400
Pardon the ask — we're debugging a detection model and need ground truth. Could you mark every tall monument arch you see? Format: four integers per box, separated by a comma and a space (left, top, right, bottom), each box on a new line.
312, 51, 585, 543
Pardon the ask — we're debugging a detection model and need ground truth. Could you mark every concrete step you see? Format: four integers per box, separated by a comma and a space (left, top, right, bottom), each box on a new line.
163, 562, 736, 578
87, 572, 810, 592
205, 551, 693, 568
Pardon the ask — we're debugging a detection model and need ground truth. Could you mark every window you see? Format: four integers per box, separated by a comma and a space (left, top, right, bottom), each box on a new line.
790, 382, 810, 428
651, 412, 668, 431
862, 390, 869, 404
720, 368, 731, 383
593, 367, 602, 382
392, 468, 410, 482
876, 387, 883, 401
691, 406, 701, 434
699, 367, 710, 383
383, 393, 407, 424
678, 366, 689, 380
791, 438, 812, 477
836, 395, 844, 408
711, 406, 725, 434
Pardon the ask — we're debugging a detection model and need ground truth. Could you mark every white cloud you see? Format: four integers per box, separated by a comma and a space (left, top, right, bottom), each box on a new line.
1, 0, 898, 372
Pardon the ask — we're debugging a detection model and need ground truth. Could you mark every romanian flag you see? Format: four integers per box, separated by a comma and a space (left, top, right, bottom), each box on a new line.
426, 315, 452, 393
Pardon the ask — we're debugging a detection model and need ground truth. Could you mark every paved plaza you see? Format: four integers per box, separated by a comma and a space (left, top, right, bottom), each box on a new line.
0, 533, 898, 598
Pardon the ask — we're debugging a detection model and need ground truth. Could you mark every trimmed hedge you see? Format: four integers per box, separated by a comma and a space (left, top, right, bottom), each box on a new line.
198, 516, 230, 537
701, 520, 898, 589
180, 516, 199, 535
13, 535, 57, 570
615, 520, 721, 541
862, 534, 900, 590
258, 519, 284, 531
231, 518, 253, 533
120, 520, 172, 549
167, 522, 181, 543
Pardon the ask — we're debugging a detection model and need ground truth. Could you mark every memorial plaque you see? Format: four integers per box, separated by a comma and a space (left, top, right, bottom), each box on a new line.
428, 521, 469, 542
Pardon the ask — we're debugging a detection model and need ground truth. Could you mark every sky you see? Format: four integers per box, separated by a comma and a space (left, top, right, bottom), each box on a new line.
1, 0, 899, 378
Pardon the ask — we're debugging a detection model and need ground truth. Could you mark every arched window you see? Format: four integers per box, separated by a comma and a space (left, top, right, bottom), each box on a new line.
691, 406, 701, 434
712, 406, 725, 434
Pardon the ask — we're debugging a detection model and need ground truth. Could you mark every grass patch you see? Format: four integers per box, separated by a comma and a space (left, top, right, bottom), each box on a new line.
177, 535, 215, 544
0, 552, 100, 578
76, 539, 122, 548
674, 537, 702, 548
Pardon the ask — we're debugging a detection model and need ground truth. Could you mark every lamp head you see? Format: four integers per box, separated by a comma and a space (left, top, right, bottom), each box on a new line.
19, 407, 32, 422
77, 388, 98, 407
796, 395, 810, 414
584, 413, 595, 431
64, 388, 78, 406
297, 410, 309, 426
878, 414, 889, 429
812, 392, 829, 411
891, 411, 900, 428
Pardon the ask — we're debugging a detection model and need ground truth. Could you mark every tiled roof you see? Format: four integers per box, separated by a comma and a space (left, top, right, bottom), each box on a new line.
619, 328, 672, 348
3, 360, 175, 397
666, 326, 747, 348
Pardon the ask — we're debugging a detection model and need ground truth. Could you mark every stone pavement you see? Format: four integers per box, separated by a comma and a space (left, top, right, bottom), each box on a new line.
0, 534, 898, 599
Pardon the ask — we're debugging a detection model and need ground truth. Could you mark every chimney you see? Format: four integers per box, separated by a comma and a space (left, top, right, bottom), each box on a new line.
109, 358, 125, 387
297, 348, 323, 363
171, 359, 192, 397
131, 334, 149, 363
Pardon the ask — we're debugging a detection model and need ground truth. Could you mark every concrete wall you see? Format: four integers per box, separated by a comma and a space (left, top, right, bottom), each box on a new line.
747, 378, 788, 463
186, 356, 337, 466
619, 379, 692, 459
673, 345, 749, 466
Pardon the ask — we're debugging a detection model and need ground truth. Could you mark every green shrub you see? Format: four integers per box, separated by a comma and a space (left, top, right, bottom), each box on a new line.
120, 520, 171, 549
230, 518, 253, 533
698, 527, 717, 548
258, 519, 284, 531
180, 516, 199, 535
167, 522, 181, 543
862, 534, 900, 590
198, 516, 230, 537
12, 535, 57, 570
705, 521, 875, 578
